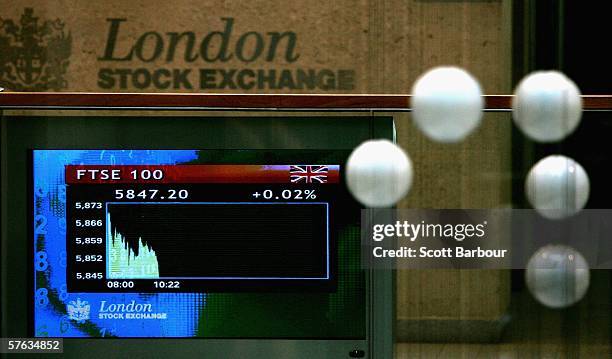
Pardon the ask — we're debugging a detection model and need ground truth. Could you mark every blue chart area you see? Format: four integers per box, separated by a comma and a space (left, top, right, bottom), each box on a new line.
33, 150, 204, 337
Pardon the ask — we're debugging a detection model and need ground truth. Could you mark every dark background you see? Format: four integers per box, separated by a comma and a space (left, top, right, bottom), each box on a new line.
107, 203, 328, 278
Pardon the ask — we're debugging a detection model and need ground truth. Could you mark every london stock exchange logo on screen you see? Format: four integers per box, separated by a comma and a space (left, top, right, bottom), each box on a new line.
67, 298, 90, 322
0, 8, 72, 91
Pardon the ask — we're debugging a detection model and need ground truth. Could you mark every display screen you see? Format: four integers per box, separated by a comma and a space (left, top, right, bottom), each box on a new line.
66, 164, 334, 292
33, 150, 364, 338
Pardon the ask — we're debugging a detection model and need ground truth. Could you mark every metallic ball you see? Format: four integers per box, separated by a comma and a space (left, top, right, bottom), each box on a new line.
526, 245, 590, 308
513, 71, 582, 142
525, 155, 589, 219
346, 140, 413, 207
411, 66, 484, 143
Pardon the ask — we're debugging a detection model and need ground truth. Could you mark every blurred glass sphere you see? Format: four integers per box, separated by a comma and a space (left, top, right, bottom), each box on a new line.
345, 139, 413, 207
513, 71, 582, 142
525, 155, 589, 219
525, 245, 590, 308
410, 66, 484, 143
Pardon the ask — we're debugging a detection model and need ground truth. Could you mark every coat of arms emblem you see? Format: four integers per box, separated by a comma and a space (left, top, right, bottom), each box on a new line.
67, 298, 90, 322
0, 8, 71, 91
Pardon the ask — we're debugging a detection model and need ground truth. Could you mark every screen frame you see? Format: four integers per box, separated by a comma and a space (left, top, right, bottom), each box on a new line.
1, 112, 395, 358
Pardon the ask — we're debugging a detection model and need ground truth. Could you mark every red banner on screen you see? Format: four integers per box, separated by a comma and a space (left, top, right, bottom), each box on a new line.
65, 165, 340, 184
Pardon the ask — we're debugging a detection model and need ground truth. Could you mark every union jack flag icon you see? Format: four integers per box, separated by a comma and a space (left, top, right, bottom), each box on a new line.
290, 165, 329, 183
